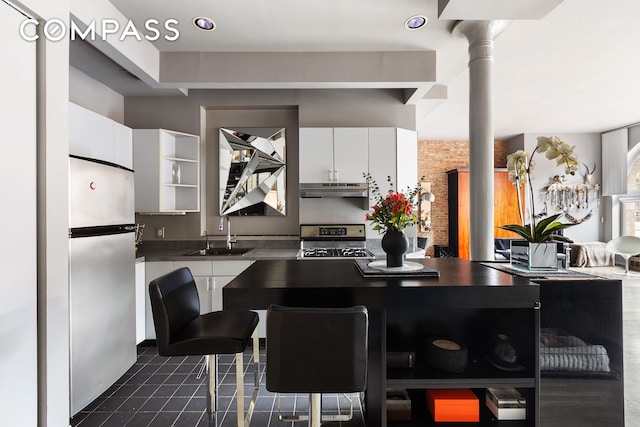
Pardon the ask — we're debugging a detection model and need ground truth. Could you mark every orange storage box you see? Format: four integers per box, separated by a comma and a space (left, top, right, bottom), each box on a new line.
426, 388, 479, 422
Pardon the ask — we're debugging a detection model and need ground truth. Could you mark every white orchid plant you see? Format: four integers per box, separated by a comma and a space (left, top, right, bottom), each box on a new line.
499, 136, 579, 243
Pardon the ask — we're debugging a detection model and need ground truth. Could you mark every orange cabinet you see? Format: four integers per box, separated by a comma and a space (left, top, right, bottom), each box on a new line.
447, 169, 521, 260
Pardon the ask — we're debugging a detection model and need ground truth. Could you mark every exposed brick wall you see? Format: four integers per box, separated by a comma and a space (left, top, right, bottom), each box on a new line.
417, 140, 510, 256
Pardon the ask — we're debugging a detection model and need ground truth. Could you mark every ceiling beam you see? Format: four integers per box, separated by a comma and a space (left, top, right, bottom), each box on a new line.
158, 51, 437, 90
438, 0, 564, 20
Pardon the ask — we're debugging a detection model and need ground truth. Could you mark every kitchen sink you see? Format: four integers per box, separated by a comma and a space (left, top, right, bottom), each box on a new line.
184, 247, 251, 256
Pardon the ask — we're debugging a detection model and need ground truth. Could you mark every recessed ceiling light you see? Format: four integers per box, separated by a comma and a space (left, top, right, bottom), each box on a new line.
405, 15, 427, 30
193, 16, 215, 31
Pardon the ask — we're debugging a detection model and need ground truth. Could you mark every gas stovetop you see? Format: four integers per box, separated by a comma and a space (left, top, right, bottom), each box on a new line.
298, 224, 375, 260
299, 247, 375, 259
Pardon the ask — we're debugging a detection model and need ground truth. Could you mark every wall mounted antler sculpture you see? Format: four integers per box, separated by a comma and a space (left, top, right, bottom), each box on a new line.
581, 162, 596, 184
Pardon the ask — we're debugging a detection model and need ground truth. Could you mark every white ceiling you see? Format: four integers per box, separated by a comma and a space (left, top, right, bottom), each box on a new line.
98, 0, 640, 140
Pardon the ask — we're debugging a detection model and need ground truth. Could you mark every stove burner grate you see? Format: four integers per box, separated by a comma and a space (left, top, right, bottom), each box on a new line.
301, 247, 374, 258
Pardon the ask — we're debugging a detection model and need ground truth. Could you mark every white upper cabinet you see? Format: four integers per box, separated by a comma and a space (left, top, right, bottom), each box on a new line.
395, 128, 418, 190
367, 127, 418, 238
133, 128, 200, 213
369, 127, 417, 192
69, 103, 90, 157
299, 127, 369, 182
69, 102, 133, 169
368, 127, 398, 192
299, 128, 335, 182
113, 122, 133, 170
88, 110, 114, 163
333, 128, 369, 182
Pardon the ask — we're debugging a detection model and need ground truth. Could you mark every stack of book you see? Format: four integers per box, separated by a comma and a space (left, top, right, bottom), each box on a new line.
485, 388, 526, 420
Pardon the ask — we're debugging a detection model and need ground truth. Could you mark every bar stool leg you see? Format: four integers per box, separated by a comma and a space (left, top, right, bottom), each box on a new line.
237, 330, 261, 427
236, 352, 246, 427
206, 354, 218, 427
309, 393, 322, 427
252, 329, 260, 389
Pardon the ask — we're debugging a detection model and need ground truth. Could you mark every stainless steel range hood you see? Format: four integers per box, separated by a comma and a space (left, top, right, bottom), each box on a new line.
299, 182, 369, 209
299, 182, 369, 198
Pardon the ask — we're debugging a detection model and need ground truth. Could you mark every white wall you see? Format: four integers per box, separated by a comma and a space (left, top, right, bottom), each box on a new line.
512, 133, 602, 242
12, 0, 72, 426
0, 3, 37, 425
125, 89, 416, 240
69, 66, 124, 123
37, 26, 71, 427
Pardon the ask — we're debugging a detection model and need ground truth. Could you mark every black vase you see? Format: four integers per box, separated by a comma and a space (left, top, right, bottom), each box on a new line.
382, 230, 409, 267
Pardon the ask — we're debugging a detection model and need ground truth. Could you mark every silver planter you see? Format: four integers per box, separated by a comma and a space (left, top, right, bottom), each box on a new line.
510, 241, 558, 271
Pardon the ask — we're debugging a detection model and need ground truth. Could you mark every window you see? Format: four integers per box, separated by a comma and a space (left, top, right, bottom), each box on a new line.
620, 155, 640, 236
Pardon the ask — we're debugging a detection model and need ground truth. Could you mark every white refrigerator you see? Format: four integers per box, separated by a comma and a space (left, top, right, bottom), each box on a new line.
69, 156, 136, 415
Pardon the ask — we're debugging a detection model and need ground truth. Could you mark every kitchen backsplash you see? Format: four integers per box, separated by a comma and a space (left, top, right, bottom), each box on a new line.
299, 198, 368, 225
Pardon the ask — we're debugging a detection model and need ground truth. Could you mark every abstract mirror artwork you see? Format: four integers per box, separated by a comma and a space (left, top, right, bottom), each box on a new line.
219, 127, 286, 216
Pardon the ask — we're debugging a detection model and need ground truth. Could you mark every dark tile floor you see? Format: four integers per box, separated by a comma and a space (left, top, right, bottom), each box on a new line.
71, 345, 364, 427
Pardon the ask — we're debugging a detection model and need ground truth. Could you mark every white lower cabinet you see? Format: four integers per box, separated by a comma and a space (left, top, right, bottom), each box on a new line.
210, 276, 230, 312
211, 260, 265, 337
193, 277, 213, 314
135, 260, 146, 344
143, 259, 259, 341
173, 260, 214, 315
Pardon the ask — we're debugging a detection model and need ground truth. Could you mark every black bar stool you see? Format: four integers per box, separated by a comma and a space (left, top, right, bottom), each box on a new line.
149, 267, 259, 427
266, 305, 368, 427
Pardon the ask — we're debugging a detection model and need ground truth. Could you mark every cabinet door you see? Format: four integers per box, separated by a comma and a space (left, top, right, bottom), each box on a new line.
212, 260, 253, 276
135, 261, 146, 344
212, 260, 260, 335
449, 170, 523, 260
88, 110, 114, 163
368, 128, 398, 193
214, 274, 265, 337
193, 276, 213, 314
174, 261, 214, 314
395, 128, 417, 190
211, 276, 232, 312
368, 128, 398, 238
69, 102, 90, 157
113, 122, 133, 169
299, 128, 334, 182
174, 260, 213, 277
212, 261, 253, 313
333, 128, 369, 182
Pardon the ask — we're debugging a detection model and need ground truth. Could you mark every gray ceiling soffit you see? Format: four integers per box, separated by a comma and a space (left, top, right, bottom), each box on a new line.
438, 0, 564, 20
69, 39, 188, 97
158, 51, 437, 92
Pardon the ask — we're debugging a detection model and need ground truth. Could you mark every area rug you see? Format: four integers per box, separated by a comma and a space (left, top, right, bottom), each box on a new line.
481, 262, 603, 279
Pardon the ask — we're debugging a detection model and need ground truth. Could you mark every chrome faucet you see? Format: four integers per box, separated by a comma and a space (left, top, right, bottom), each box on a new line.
203, 230, 212, 250
226, 216, 237, 250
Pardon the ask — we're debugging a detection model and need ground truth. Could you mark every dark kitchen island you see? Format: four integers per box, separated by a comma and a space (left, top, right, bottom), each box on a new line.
223, 258, 623, 426
223, 258, 624, 427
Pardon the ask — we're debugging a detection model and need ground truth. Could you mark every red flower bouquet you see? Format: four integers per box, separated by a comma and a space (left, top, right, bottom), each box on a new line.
364, 174, 420, 233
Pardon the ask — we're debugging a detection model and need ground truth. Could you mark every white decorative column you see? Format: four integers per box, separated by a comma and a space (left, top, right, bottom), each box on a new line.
453, 20, 510, 261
